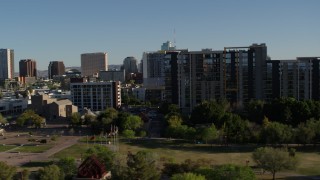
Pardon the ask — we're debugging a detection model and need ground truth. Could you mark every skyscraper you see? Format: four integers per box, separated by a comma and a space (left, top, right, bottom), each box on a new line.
81, 52, 108, 77
0, 49, 14, 79
123, 56, 138, 74
48, 61, 65, 79
19, 59, 37, 77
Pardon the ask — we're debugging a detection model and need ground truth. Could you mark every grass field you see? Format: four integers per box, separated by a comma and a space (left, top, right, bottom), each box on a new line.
16, 145, 53, 153
52, 139, 320, 179
0, 145, 17, 152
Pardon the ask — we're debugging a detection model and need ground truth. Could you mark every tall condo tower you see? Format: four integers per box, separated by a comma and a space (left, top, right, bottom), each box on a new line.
81, 52, 108, 77
19, 59, 37, 77
48, 61, 65, 79
0, 49, 14, 79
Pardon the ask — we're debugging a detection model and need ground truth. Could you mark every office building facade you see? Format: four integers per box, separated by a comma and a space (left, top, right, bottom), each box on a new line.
123, 56, 138, 74
70, 81, 121, 111
48, 61, 65, 79
99, 70, 125, 82
81, 52, 108, 77
0, 49, 14, 79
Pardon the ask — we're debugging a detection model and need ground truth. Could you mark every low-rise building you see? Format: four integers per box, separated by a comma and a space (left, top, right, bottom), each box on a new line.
29, 93, 78, 121
0, 98, 28, 115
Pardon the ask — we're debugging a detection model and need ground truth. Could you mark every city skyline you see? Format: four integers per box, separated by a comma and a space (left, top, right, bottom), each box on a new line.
0, 0, 319, 71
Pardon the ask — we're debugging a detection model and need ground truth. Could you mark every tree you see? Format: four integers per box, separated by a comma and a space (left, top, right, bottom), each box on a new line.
0, 113, 7, 125
94, 108, 119, 133
200, 124, 218, 144
85, 145, 115, 170
171, 173, 206, 180
122, 129, 135, 141
260, 122, 293, 145
221, 113, 251, 143
166, 115, 183, 127
56, 157, 77, 180
252, 147, 297, 180
38, 165, 62, 180
296, 118, 320, 145
122, 115, 143, 130
84, 114, 96, 125
70, 112, 81, 126
159, 102, 180, 115
190, 100, 229, 126
127, 151, 160, 180
16, 109, 45, 128
0, 161, 16, 180
245, 100, 265, 124
21, 169, 30, 180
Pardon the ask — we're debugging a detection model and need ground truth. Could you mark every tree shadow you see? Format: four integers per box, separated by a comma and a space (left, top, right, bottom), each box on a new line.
121, 139, 260, 154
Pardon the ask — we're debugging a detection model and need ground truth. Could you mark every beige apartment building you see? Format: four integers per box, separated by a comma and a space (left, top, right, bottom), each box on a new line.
30, 93, 78, 121
81, 52, 108, 77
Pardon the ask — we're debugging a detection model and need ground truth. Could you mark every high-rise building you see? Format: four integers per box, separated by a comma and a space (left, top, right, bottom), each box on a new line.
19, 59, 37, 77
0, 49, 14, 79
171, 44, 267, 112
81, 52, 108, 77
266, 57, 320, 101
123, 57, 138, 74
48, 61, 65, 79
142, 51, 166, 86
70, 81, 121, 111
175, 49, 224, 112
161, 41, 176, 51
223, 43, 267, 105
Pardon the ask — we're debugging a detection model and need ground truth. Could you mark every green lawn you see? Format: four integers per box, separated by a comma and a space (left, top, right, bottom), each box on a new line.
16, 145, 53, 153
52, 139, 320, 179
53, 143, 94, 159
0, 145, 17, 152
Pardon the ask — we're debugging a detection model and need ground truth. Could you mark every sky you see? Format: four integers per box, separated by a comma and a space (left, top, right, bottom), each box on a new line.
0, 0, 319, 71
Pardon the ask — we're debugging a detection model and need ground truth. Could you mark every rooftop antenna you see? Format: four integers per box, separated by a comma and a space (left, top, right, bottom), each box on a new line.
173, 28, 176, 48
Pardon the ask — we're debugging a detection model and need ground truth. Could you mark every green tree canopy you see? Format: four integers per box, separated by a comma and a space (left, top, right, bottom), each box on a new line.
0, 113, 7, 124
171, 172, 206, 180
245, 100, 265, 124
126, 151, 160, 180
85, 145, 115, 170
260, 121, 293, 145
221, 113, 251, 143
121, 115, 143, 131
56, 157, 77, 180
252, 147, 297, 180
0, 161, 16, 180
200, 124, 218, 144
38, 165, 62, 180
93, 108, 119, 133
69, 112, 81, 126
16, 109, 45, 128
190, 99, 229, 126
122, 129, 135, 141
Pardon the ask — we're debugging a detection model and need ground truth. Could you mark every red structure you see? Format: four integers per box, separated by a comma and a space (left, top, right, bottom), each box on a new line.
77, 155, 109, 179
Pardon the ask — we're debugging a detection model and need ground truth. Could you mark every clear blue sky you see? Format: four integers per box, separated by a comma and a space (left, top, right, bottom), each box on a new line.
1, 0, 319, 70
